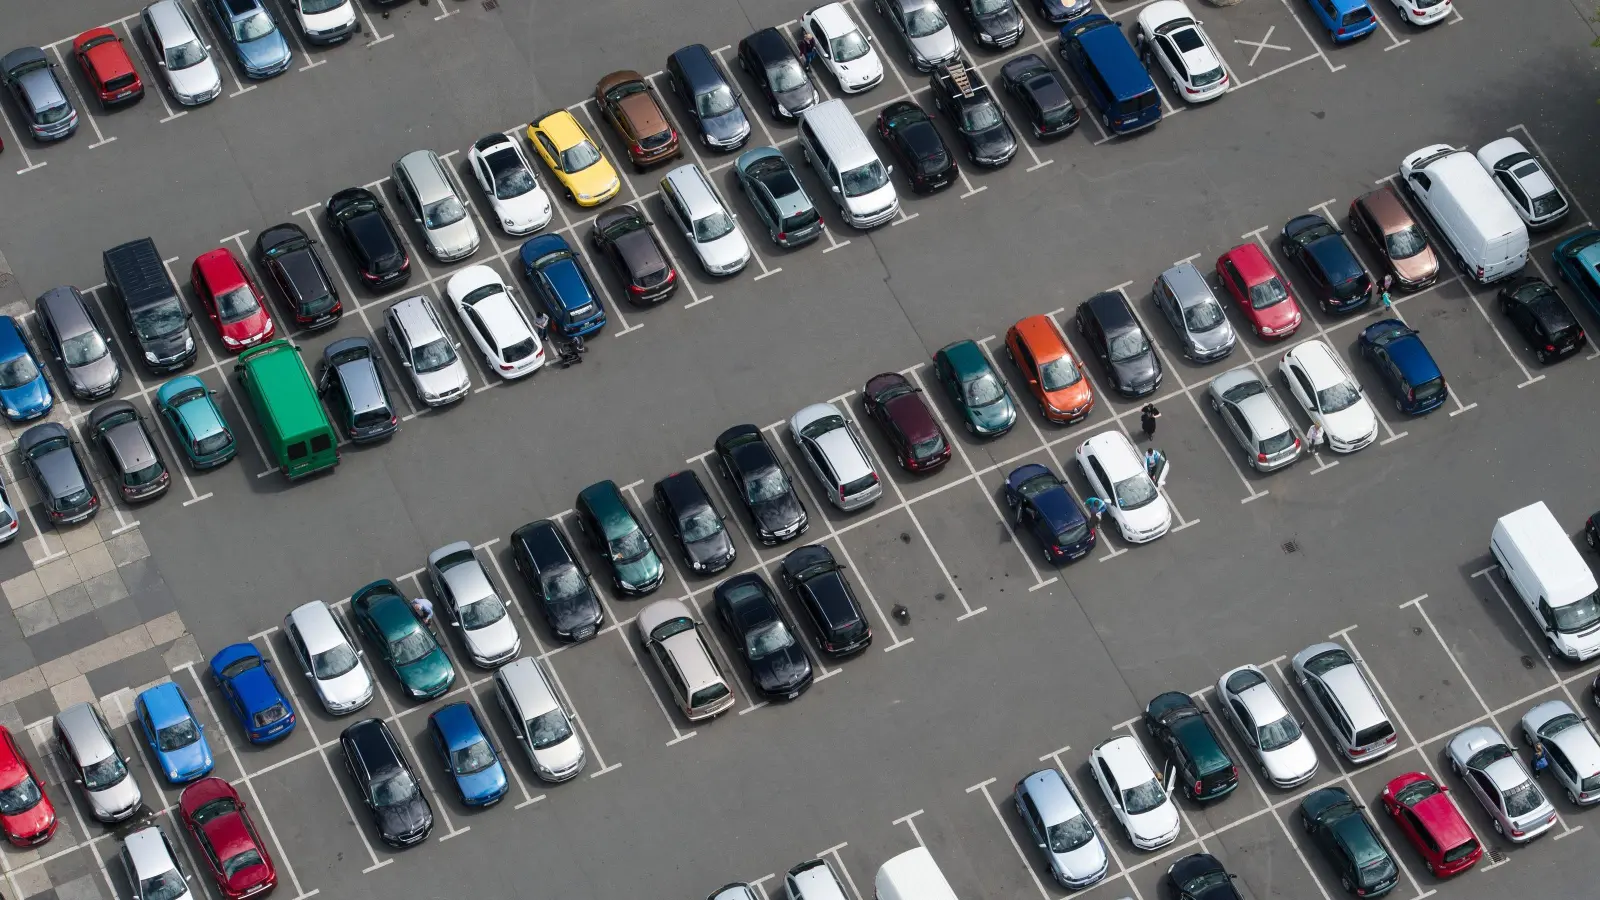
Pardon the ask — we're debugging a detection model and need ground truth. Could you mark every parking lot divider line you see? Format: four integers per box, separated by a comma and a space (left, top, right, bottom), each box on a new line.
186, 7, 254, 97
1401, 595, 1498, 718
847, 0, 916, 97
1269, 658, 1356, 778
1277, 0, 1344, 72
1479, 572, 1589, 715
37, 734, 120, 900
269, 0, 325, 70
1371, 6, 1410, 51
44, 45, 114, 148
967, 781, 1052, 900
1041, 750, 1145, 899
0, 443, 56, 563
0, 98, 45, 174
748, 873, 777, 900
713, 47, 777, 148
822, 845, 868, 900
115, 691, 227, 900
355, 3, 394, 45
1332, 628, 1421, 751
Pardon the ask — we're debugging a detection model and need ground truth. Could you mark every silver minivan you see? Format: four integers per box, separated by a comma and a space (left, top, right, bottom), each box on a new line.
142, 0, 222, 106
1291, 642, 1397, 763
660, 164, 751, 276
392, 150, 481, 262
493, 657, 585, 782
55, 702, 142, 823
384, 295, 470, 406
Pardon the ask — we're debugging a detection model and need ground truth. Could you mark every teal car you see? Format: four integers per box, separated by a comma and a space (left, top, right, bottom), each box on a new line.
933, 339, 1016, 436
575, 480, 664, 596
156, 375, 237, 469
351, 580, 455, 700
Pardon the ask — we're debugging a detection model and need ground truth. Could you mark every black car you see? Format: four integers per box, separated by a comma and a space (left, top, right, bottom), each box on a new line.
666, 44, 751, 151
326, 188, 411, 291
1144, 692, 1238, 801
956, 0, 1025, 48
779, 544, 872, 657
999, 53, 1079, 139
1281, 214, 1373, 314
737, 27, 818, 120
713, 573, 813, 700
875, 100, 958, 194
928, 59, 1018, 168
653, 470, 737, 574
590, 206, 678, 304
254, 223, 343, 330
510, 520, 604, 643
1076, 291, 1162, 396
19, 422, 98, 525
339, 718, 433, 848
714, 424, 808, 545
317, 337, 399, 443
1166, 853, 1243, 900
102, 238, 196, 373
1499, 276, 1586, 364
1299, 787, 1399, 897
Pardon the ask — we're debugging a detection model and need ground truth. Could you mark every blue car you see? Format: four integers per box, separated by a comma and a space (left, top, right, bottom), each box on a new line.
205, 0, 292, 78
210, 642, 296, 744
1306, 0, 1378, 42
519, 234, 608, 338
1358, 319, 1448, 415
428, 702, 508, 807
1002, 463, 1096, 564
135, 682, 214, 784
1553, 229, 1600, 319
1058, 16, 1160, 135
0, 316, 52, 422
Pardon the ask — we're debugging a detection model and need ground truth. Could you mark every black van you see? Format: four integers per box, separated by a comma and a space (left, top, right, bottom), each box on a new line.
102, 238, 196, 373
665, 44, 751, 152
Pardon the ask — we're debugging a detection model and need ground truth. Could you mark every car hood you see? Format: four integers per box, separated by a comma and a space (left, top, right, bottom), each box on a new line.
547, 588, 603, 634
977, 6, 1022, 34
1391, 245, 1438, 284
396, 649, 453, 695
615, 552, 664, 592
141, 325, 194, 361
235, 30, 291, 70
1128, 800, 1179, 844
166, 56, 221, 96
832, 52, 882, 86
1321, 399, 1375, 442
376, 797, 431, 838
35, 449, 86, 498
1187, 320, 1235, 355
66, 351, 119, 396
315, 665, 371, 708
686, 530, 736, 569
1, 796, 54, 838
532, 732, 586, 774
773, 82, 818, 115
697, 230, 750, 269
753, 492, 805, 536
1116, 492, 1171, 535
426, 219, 479, 257
1051, 836, 1107, 883
87, 776, 140, 818
1110, 352, 1161, 391
701, 107, 750, 142
462, 617, 520, 662
909, 29, 958, 63
414, 360, 471, 398
455, 762, 506, 800
300, 3, 356, 30
970, 396, 1016, 432
968, 123, 1016, 160
753, 644, 811, 693
1261, 735, 1318, 783
0, 373, 50, 415
162, 741, 212, 780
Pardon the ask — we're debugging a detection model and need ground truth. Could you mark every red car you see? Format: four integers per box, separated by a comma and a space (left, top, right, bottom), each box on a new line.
1216, 243, 1302, 339
1380, 772, 1482, 877
191, 249, 276, 352
862, 371, 951, 472
73, 28, 143, 107
0, 725, 57, 847
179, 778, 277, 899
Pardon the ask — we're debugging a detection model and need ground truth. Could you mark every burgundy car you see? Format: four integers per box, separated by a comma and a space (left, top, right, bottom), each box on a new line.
862, 372, 950, 472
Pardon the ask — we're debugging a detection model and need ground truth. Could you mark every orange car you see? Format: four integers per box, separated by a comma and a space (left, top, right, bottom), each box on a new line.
1005, 315, 1094, 423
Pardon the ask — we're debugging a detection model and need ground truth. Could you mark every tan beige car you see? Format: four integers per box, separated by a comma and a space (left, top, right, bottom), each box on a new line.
1348, 186, 1439, 291
638, 598, 735, 721
595, 70, 681, 170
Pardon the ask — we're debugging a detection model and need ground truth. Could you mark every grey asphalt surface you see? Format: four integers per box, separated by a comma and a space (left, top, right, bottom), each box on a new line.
2, 0, 1600, 898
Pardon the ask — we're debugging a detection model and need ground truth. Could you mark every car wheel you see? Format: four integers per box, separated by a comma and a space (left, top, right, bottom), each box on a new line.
1492, 819, 1504, 836
1424, 860, 1435, 876
1300, 812, 1313, 834
1340, 875, 1353, 893
964, 419, 976, 434
564, 188, 574, 202
1449, 757, 1462, 776
1587, 527, 1598, 550
1536, 348, 1550, 364
738, 56, 748, 73
1037, 400, 1049, 420
1041, 546, 1054, 565
1570, 788, 1581, 805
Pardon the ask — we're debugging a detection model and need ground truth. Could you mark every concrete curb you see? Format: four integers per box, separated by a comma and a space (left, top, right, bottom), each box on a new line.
0, 250, 29, 318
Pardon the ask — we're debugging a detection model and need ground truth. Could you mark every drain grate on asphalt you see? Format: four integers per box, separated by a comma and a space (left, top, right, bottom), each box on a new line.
1282, 540, 1300, 554
483, 0, 499, 8
1487, 847, 1509, 865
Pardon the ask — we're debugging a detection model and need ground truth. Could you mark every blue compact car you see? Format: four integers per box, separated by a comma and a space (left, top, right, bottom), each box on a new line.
135, 682, 214, 784
428, 703, 508, 807
1002, 463, 1096, 563
1306, 0, 1378, 42
1552, 229, 1600, 319
0, 316, 52, 422
519, 234, 608, 338
1358, 319, 1448, 415
210, 642, 296, 744
206, 0, 292, 78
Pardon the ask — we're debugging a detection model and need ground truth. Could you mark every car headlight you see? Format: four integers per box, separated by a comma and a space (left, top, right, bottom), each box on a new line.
144, 350, 160, 363
577, 191, 594, 201
3, 408, 17, 418
183, 335, 195, 353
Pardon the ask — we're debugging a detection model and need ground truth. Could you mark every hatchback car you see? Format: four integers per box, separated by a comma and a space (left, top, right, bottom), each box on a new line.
1299, 787, 1399, 896
209, 642, 295, 744
205, 0, 292, 78
156, 375, 236, 468
933, 339, 1016, 436
735, 148, 824, 249
878, 0, 959, 70
1, 47, 78, 141
1478, 136, 1568, 229
427, 702, 508, 807
1006, 314, 1093, 423
135, 682, 213, 784
0, 316, 52, 421
1166, 854, 1242, 900
667, 44, 751, 151
802, 3, 885, 93
340, 718, 433, 847
1447, 725, 1556, 842
493, 656, 586, 781
875, 100, 958, 194
778, 544, 872, 656
1153, 263, 1235, 362
445, 266, 543, 379
594, 70, 681, 169
998, 53, 1078, 139
0, 725, 56, 846
1381, 772, 1480, 877
638, 598, 736, 721
790, 402, 882, 511
120, 826, 193, 900
861, 372, 950, 471
73, 28, 143, 107
1004, 464, 1095, 564
254, 222, 342, 328
1498, 276, 1586, 364
576, 480, 666, 595
1553, 228, 1600, 319
20, 422, 98, 525
653, 470, 737, 574
89, 401, 170, 502
1013, 768, 1107, 889
1089, 735, 1180, 850
191, 248, 275, 351
527, 110, 621, 207
36, 285, 120, 401
54, 702, 140, 823
289, 0, 357, 44
591, 206, 678, 304
1291, 642, 1397, 762
1216, 664, 1317, 787
1520, 699, 1600, 806
384, 294, 470, 406
1348, 187, 1438, 291
1279, 340, 1378, 453
143, 0, 222, 106
326, 187, 411, 290
661, 163, 751, 275
1357, 320, 1447, 415
393, 149, 480, 262
178, 777, 277, 899
1144, 691, 1238, 801
283, 600, 375, 714
1206, 367, 1301, 472
1281, 214, 1372, 314
928, 59, 1018, 168
787, 858, 851, 900
351, 579, 455, 700
1306, 0, 1378, 41
1217, 243, 1302, 339
1135, 2, 1227, 103
738, 28, 818, 120
318, 337, 398, 443
957, 0, 1025, 45
511, 519, 604, 642
714, 573, 814, 700
519, 234, 608, 338
1076, 291, 1162, 397
467, 132, 552, 235
715, 424, 809, 544
426, 542, 521, 667
1076, 430, 1170, 543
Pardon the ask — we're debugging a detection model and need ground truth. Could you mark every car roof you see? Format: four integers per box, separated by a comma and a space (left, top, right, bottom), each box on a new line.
1375, 328, 1441, 382
396, 150, 453, 203
513, 519, 574, 569
638, 597, 695, 636
429, 703, 485, 750
1080, 430, 1141, 480
1159, 262, 1216, 309
535, 110, 588, 148
1065, 16, 1151, 100
938, 339, 990, 378
326, 337, 388, 413
670, 44, 726, 92
146, 0, 199, 45
1287, 340, 1350, 390
1407, 785, 1475, 846
663, 164, 724, 217
19, 420, 69, 451
579, 480, 635, 532
1096, 735, 1158, 784
659, 470, 710, 510
195, 247, 247, 289
342, 718, 400, 768
525, 241, 596, 310
1222, 242, 1277, 283
139, 682, 190, 728
808, 2, 861, 35
433, 546, 494, 604
746, 27, 794, 63
1084, 291, 1137, 332
1296, 227, 1363, 284
287, 601, 347, 654
1020, 768, 1083, 823
1012, 314, 1071, 363
102, 417, 158, 472
56, 702, 115, 763
1320, 664, 1386, 729
0, 317, 29, 361
387, 295, 447, 346
1231, 671, 1290, 722
38, 285, 96, 338
1356, 186, 1417, 235
497, 658, 559, 717
123, 827, 176, 879
1540, 714, 1600, 772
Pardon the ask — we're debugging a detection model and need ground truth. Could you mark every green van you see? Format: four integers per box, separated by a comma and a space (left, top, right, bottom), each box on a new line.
234, 340, 339, 480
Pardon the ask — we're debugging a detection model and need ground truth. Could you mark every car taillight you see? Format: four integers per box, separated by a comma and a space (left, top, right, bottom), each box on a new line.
839, 485, 847, 503
1385, 733, 1397, 743
1257, 451, 1269, 463
1511, 827, 1524, 837
1545, 344, 1556, 352
389, 415, 398, 426
1292, 437, 1302, 449
1406, 386, 1415, 402
628, 283, 646, 294
777, 232, 787, 241
1351, 745, 1368, 756
1049, 544, 1063, 555
1337, 26, 1346, 35
500, 362, 516, 371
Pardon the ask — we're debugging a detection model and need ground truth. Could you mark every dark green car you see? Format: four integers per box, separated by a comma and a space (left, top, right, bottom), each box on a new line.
575, 480, 664, 596
1299, 787, 1398, 897
933, 339, 1016, 436
351, 580, 456, 700
1145, 691, 1238, 801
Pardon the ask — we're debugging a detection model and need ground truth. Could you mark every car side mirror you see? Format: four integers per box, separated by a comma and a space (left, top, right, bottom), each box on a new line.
185, 310, 193, 319
454, 341, 462, 349
157, 60, 166, 68
1036, 842, 1046, 850
400, 359, 411, 368
830, 185, 841, 195
208, 389, 218, 396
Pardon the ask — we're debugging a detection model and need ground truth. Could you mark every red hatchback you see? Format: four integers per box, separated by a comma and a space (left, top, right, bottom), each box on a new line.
73, 28, 143, 107
1381, 772, 1482, 877
0, 725, 57, 847
862, 371, 951, 472
179, 778, 277, 899
191, 249, 276, 352
1216, 243, 1302, 339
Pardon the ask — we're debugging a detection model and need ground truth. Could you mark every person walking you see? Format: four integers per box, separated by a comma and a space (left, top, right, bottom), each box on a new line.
1144, 446, 1163, 478
1304, 423, 1323, 451
797, 30, 819, 71
532, 310, 551, 341
1377, 274, 1394, 313
1139, 403, 1160, 440
1083, 495, 1108, 528
1532, 740, 1551, 779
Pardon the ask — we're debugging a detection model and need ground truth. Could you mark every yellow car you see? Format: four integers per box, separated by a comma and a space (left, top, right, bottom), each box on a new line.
526, 111, 621, 208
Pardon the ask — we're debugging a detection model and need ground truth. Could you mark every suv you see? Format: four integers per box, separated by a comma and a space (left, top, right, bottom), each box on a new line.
1143, 691, 1238, 801
1292, 642, 1397, 763
779, 544, 872, 656
55, 702, 141, 823
638, 598, 736, 721
254, 223, 342, 330
392, 150, 480, 262
142, 0, 222, 106
575, 480, 665, 595
317, 337, 398, 443
103, 237, 196, 372
384, 295, 469, 406
928, 59, 1017, 168
493, 658, 585, 781
510, 520, 604, 642
789, 402, 881, 511
1, 47, 78, 141
35, 285, 121, 400
734, 148, 824, 249
88, 400, 170, 502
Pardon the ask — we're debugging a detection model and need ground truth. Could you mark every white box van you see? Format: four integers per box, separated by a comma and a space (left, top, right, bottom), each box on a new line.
1490, 501, 1600, 661
1399, 144, 1528, 284
875, 847, 958, 900
799, 100, 900, 229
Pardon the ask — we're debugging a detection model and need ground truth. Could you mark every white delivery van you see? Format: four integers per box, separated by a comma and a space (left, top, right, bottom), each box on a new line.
875, 847, 958, 900
799, 100, 900, 229
1490, 501, 1600, 661
1399, 144, 1529, 284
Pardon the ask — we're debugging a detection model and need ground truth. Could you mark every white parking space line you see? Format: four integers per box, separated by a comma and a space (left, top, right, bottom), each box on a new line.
847, 1, 915, 97
112, 692, 225, 900
1278, 0, 1345, 72
965, 779, 1051, 900
1473, 568, 1589, 715
819, 842, 868, 900
188, 6, 256, 98
1510, 124, 1597, 234
44, 45, 115, 148
37, 736, 121, 899
555, 110, 653, 331
0, 442, 61, 564
1039, 746, 1145, 900
1112, 718, 1211, 853
270, 1, 325, 71
820, 223, 852, 253
712, 46, 777, 147
824, 406, 912, 650
433, 0, 460, 21
1371, 5, 1411, 51
0, 100, 45, 174
354, 2, 394, 45
114, 18, 185, 124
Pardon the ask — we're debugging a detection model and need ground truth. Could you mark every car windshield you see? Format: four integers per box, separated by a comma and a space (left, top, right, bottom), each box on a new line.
140, 870, 188, 900
1248, 277, 1289, 309
165, 39, 207, 70
610, 528, 652, 564
905, 4, 948, 36
1385, 225, 1428, 259
1552, 592, 1600, 634
1039, 357, 1081, 391
450, 738, 496, 775
1123, 778, 1166, 815
424, 197, 466, 229
960, 100, 1002, 132
411, 336, 457, 373
222, 849, 264, 880
0, 774, 42, 815
194, 428, 232, 457
492, 161, 536, 200
560, 141, 602, 173
1184, 299, 1225, 331
311, 644, 359, 680
1316, 380, 1361, 413
156, 718, 199, 751
1258, 713, 1302, 752
252, 703, 289, 728
1046, 814, 1095, 853
769, 60, 808, 92
842, 160, 890, 198
233, 11, 275, 42
745, 465, 789, 504
132, 299, 188, 341
697, 85, 738, 118
748, 619, 796, 657
972, 0, 1010, 12
82, 755, 127, 790
371, 770, 416, 807
528, 709, 574, 749
1533, 191, 1566, 217
390, 628, 435, 666
61, 329, 109, 367
681, 506, 722, 543
301, 0, 346, 10
460, 595, 508, 630
215, 286, 260, 324
964, 372, 1004, 407
1394, 778, 1440, 807
831, 30, 870, 62
1503, 780, 1546, 817
1107, 329, 1149, 363
1112, 472, 1159, 511
693, 211, 736, 242
0, 354, 39, 389
542, 565, 588, 602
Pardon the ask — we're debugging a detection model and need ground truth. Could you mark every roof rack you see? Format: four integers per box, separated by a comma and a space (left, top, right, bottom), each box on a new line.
946, 61, 974, 98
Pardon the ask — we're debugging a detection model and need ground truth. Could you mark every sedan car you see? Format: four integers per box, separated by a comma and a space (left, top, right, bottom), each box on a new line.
1498, 276, 1586, 364
1306, 0, 1378, 42
1279, 340, 1378, 453
737, 28, 818, 120
1135, 2, 1227, 103
205, 0, 292, 77
1348, 187, 1439, 291
284, 600, 374, 715
802, 2, 885, 94
1216, 665, 1317, 787
1357, 320, 1448, 415
1381, 772, 1480, 877
384, 294, 470, 407
19, 422, 97, 525
1076, 291, 1162, 397
318, 337, 398, 443
1089, 735, 1180, 850
928, 59, 1018, 168
340, 718, 433, 847
1006, 314, 1093, 423
156, 375, 237, 469
135, 682, 213, 784
1004, 464, 1095, 564
351, 580, 455, 701
878, 0, 959, 70
190, 248, 275, 351
393, 149, 480, 262
254, 222, 342, 329
639, 598, 737, 721
576, 480, 665, 595
933, 339, 1016, 436
1520, 700, 1600, 806
1281, 214, 1372, 313
790, 402, 882, 511
1153, 263, 1235, 362
209, 642, 296, 744
427, 703, 508, 807
1447, 725, 1557, 842
1145, 692, 1238, 801
1166, 854, 1243, 900
1013, 768, 1107, 889
862, 372, 950, 471
519, 235, 607, 338
119, 826, 194, 900
715, 424, 808, 544
594, 70, 681, 169
0, 315, 52, 421
998, 53, 1078, 139
734, 148, 824, 249
1, 47, 77, 142
591, 206, 678, 304
1553, 228, 1600, 320
958, 0, 1025, 47
653, 470, 737, 575
326, 188, 411, 291
511, 519, 604, 642
0, 725, 56, 847
1075, 430, 1170, 543
426, 542, 521, 668
1477, 136, 1569, 229
1206, 367, 1301, 472
1299, 787, 1399, 897
875, 100, 958, 194
35, 285, 120, 401
178, 778, 276, 899
445, 266, 543, 379
527, 110, 621, 207
1217, 243, 1302, 339
715, 574, 813, 700
73, 28, 143, 107
467, 132, 552, 236
778, 544, 872, 657
88, 401, 170, 502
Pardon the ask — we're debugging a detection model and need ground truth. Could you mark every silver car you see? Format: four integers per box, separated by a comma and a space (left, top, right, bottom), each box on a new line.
1446, 725, 1557, 842
1520, 700, 1600, 805
54, 702, 142, 823
1216, 665, 1317, 787
0, 472, 19, 543
142, 0, 222, 106
384, 295, 470, 406
493, 657, 585, 782
392, 150, 481, 262
789, 402, 882, 511
1291, 642, 1396, 763
1013, 768, 1109, 889
427, 542, 521, 668
1206, 367, 1301, 472
876, 0, 959, 70
1153, 263, 1234, 361
283, 601, 374, 715
36, 286, 121, 400
120, 826, 191, 900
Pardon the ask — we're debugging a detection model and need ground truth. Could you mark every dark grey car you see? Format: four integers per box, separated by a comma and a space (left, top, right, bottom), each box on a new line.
1152, 263, 1235, 362
734, 147, 823, 248
666, 44, 751, 151
37, 286, 122, 400
1, 47, 78, 141
19, 422, 98, 525
88, 401, 169, 502
317, 337, 398, 443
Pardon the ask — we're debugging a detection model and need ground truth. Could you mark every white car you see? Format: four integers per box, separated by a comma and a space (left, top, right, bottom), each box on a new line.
1216, 665, 1318, 787
1520, 700, 1600, 806
790, 402, 882, 511
1278, 340, 1376, 453
1089, 735, 1180, 850
468, 133, 553, 236
288, 0, 358, 44
1446, 725, 1557, 842
1135, 1, 1227, 103
1074, 430, 1170, 543
445, 266, 544, 379
121, 826, 192, 900
802, 3, 885, 94
1476, 137, 1569, 230
661, 164, 751, 276
283, 601, 374, 715
427, 542, 522, 668
1390, 0, 1452, 26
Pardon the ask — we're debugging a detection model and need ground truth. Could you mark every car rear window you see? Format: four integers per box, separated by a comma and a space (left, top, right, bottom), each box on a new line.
831, 616, 869, 646
1410, 376, 1445, 402
911, 434, 946, 460
1261, 431, 1296, 455
639, 131, 674, 150
310, 434, 333, 454
503, 338, 537, 363
1442, 839, 1479, 864
197, 431, 233, 457
354, 409, 392, 430
105, 73, 137, 91
1354, 722, 1393, 747
1055, 521, 1090, 546
1110, 91, 1159, 119
125, 462, 165, 487
286, 441, 308, 461
1341, 8, 1373, 26
637, 267, 670, 288
782, 208, 821, 233
842, 473, 878, 497
690, 683, 729, 709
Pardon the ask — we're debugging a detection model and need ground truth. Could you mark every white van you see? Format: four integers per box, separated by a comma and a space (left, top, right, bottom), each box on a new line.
1490, 501, 1600, 661
1399, 144, 1528, 284
798, 100, 899, 229
874, 847, 958, 900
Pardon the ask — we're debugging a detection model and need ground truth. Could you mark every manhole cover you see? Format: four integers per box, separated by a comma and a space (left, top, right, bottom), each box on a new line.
1282, 540, 1299, 554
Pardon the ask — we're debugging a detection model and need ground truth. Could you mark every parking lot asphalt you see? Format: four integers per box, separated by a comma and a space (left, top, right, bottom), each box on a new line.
3, 0, 1600, 898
